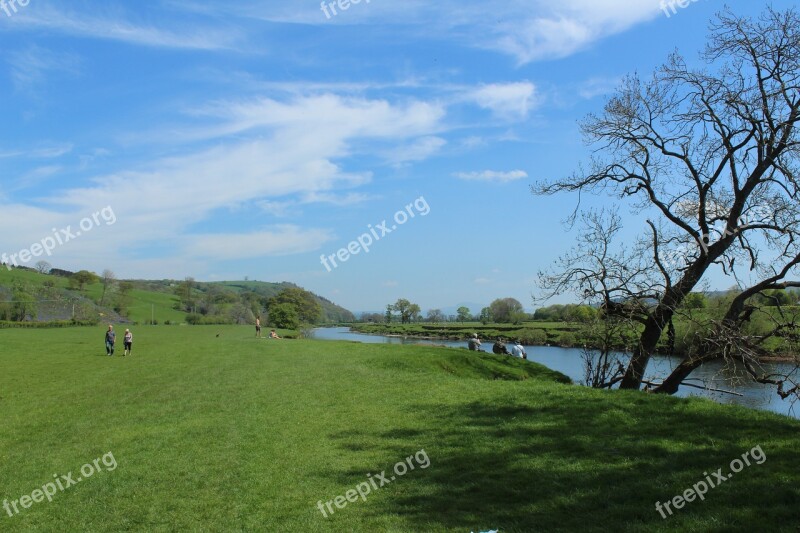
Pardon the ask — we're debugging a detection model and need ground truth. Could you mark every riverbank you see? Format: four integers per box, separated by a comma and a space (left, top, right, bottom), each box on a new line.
313, 327, 800, 419
2, 325, 798, 531
350, 322, 800, 362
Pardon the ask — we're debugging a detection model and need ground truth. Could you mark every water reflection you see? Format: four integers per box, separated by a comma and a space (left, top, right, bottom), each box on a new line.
311, 327, 798, 419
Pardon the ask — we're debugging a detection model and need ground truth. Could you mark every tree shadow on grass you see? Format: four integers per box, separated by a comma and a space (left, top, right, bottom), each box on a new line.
327, 392, 800, 532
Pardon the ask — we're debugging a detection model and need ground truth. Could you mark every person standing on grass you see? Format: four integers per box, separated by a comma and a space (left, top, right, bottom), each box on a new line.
511, 340, 527, 360
123, 329, 133, 357
105, 325, 116, 356
256, 316, 262, 338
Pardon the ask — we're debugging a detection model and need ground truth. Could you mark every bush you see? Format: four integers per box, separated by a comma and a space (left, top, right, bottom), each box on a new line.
268, 303, 300, 330
186, 314, 203, 325
518, 329, 548, 345
559, 332, 576, 347
0, 320, 97, 329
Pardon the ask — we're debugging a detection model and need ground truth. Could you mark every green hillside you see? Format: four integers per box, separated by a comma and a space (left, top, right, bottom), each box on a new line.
0, 267, 353, 326
213, 280, 354, 323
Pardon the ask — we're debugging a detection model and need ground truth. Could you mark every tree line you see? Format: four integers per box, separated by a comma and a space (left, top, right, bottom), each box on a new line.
361, 297, 531, 324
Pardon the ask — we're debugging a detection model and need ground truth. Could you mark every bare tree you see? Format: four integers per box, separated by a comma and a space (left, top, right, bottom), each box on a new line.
427, 309, 445, 323
535, 7, 800, 400
100, 269, 116, 305
34, 260, 51, 274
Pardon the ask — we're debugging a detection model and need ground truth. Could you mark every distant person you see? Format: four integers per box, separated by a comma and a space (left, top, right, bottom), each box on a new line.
105, 325, 116, 356
123, 329, 133, 357
493, 338, 510, 355
468, 333, 482, 351
511, 340, 527, 360
269, 329, 281, 339
256, 316, 262, 338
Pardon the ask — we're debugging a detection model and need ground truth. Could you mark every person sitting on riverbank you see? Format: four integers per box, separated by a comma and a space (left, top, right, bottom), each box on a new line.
269, 330, 281, 339
511, 340, 527, 360
468, 333, 482, 351
493, 338, 510, 355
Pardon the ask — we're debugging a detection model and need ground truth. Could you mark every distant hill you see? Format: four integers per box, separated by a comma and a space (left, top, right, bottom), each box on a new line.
211, 280, 354, 323
0, 267, 354, 325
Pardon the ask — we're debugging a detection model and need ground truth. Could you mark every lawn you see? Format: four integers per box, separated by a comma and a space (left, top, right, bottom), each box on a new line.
0, 326, 798, 532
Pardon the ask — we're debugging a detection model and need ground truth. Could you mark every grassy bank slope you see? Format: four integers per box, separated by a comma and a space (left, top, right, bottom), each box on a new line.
0, 326, 797, 532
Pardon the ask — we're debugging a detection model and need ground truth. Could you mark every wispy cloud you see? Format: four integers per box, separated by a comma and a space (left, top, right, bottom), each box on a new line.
454, 170, 529, 183
183, 226, 335, 259
0, 93, 446, 268
237, 0, 664, 64
6, 46, 81, 92
385, 136, 447, 165
0, 143, 74, 159
578, 76, 622, 99
7, 4, 241, 50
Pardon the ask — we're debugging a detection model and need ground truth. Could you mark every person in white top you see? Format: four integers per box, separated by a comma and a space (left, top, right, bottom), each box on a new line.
511, 340, 527, 360
123, 329, 133, 357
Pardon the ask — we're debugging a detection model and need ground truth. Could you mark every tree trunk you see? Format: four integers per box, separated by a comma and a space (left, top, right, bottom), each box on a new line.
619, 318, 667, 389
619, 258, 713, 390
654, 357, 706, 394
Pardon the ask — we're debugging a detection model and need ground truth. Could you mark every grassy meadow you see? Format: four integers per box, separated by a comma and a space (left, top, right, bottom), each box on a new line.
1, 325, 798, 532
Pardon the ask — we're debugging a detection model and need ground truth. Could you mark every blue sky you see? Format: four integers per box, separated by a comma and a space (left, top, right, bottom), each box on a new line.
0, 0, 789, 314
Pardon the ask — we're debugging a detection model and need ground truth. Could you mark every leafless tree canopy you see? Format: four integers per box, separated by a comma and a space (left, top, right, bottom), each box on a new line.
535, 7, 800, 399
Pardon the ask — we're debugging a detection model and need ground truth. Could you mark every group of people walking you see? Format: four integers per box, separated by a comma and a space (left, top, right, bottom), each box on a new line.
103, 318, 283, 357
105, 325, 133, 356
468, 334, 527, 359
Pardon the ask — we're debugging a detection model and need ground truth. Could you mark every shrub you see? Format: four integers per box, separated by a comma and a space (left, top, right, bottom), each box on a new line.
185, 314, 203, 325
513, 328, 548, 345
559, 332, 576, 347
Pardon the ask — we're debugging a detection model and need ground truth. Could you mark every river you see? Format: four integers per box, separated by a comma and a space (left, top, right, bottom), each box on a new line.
311, 327, 798, 419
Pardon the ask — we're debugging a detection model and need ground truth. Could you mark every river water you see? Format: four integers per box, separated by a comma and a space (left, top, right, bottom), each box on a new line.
311, 327, 799, 419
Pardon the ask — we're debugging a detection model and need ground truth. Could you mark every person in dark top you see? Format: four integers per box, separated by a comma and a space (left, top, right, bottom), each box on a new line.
492, 337, 510, 355
105, 325, 116, 356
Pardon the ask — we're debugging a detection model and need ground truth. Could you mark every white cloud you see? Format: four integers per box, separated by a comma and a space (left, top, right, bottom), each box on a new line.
183, 226, 334, 260
0, 93, 446, 271
385, 136, 447, 165
239, 0, 664, 64
6, 4, 240, 50
471, 82, 538, 119
483, 1, 665, 64
454, 170, 529, 183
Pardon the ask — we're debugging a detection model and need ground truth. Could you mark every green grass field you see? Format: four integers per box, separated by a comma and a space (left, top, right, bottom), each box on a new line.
1, 326, 798, 532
